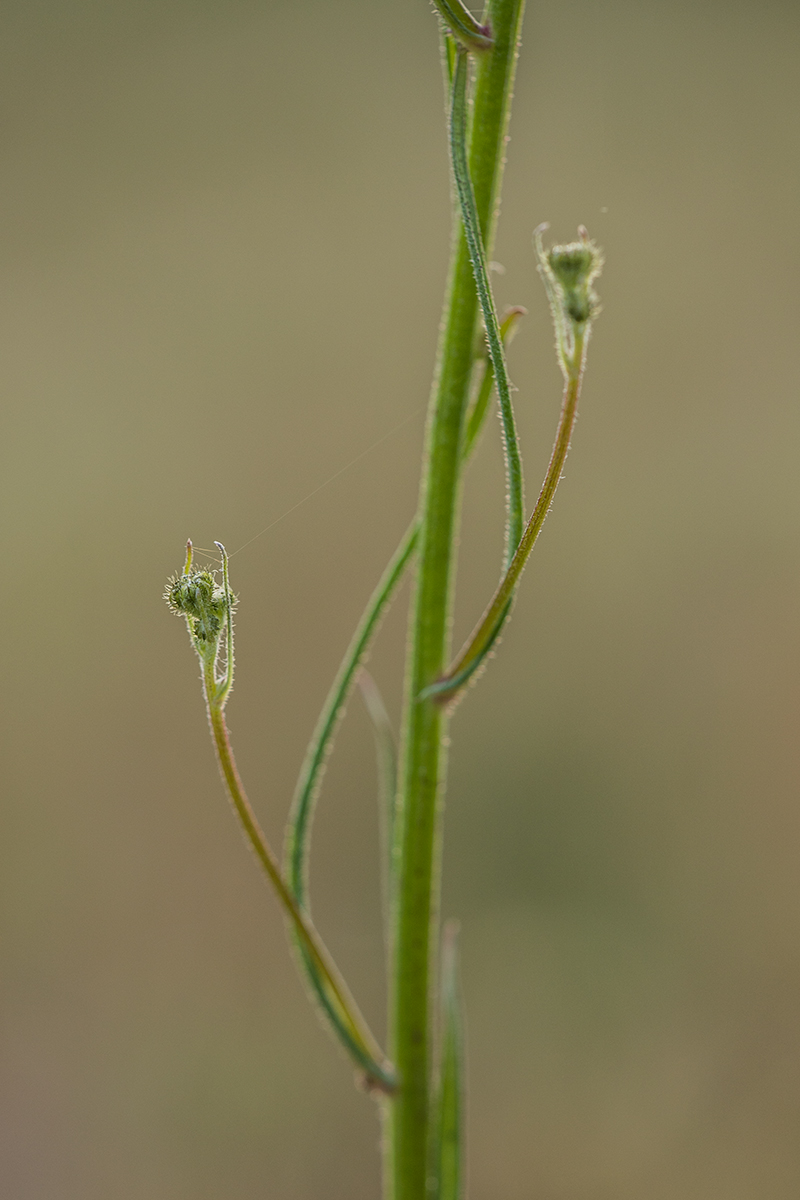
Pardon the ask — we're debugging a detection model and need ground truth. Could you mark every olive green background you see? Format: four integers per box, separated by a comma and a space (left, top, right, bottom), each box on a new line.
1, 1, 799, 1196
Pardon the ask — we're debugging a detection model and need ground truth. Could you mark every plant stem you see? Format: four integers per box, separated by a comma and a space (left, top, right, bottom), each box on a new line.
283, 317, 520, 1044
434, 326, 587, 702
389, 4, 525, 1197
202, 660, 395, 1092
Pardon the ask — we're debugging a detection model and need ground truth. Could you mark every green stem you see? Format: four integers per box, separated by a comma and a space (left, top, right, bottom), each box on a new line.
286, 308, 522, 905
282, 316, 520, 1059
389, 4, 525, 1198
433, 327, 587, 702
203, 664, 395, 1092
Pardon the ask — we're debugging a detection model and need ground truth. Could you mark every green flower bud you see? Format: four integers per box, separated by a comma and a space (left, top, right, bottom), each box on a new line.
546, 228, 603, 326
166, 569, 224, 641
547, 244, 597, 289
165, 542, 236, 665
535, 224, 604, 376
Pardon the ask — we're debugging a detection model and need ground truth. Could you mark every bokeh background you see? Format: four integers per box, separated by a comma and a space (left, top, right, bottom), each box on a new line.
1, 1, 799, 1196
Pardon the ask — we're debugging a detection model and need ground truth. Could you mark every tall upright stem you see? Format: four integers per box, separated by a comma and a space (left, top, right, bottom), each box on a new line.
388, 4, 526, 1197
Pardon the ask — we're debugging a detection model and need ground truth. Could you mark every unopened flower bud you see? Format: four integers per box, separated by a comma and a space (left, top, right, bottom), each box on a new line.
165, 542, 236, 670
546, 233, 603, 326
166, 568, 226, 642
534, 224, 604, 375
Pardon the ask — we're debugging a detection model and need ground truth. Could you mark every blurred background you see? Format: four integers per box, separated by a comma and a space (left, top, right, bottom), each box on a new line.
0, 0, 799, 1196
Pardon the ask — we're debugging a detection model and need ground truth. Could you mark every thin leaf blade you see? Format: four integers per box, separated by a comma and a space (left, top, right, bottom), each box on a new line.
433, 920, 465, 1200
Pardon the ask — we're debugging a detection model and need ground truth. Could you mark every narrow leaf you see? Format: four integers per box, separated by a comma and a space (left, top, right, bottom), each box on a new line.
433, 920, 465, 1200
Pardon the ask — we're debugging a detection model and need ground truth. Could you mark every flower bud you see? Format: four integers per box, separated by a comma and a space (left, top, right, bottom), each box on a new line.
432, 0, 493, 52
165, 555, 236, 669
546, 232, 603, 326
534, 224, 603, 375
166, 568, 222, 638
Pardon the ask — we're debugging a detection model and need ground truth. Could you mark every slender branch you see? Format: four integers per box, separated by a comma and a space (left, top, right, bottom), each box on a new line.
204, 680, 395, 1092
430, 329, 587, 703
166, 544, 396, 1092
424, 220, 603, 703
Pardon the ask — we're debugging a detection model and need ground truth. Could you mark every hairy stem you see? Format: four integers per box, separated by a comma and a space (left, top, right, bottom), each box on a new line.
283, 317, 521, 1057
434, 326, 587, 702
203, 663, 395, 1092
389, 4, 526, 1197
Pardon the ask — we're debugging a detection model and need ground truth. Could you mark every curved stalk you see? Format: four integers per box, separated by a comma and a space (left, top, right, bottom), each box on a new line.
205, 684, 395, 1091
168, 543, 396, 1092
430, 327, 587, 703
